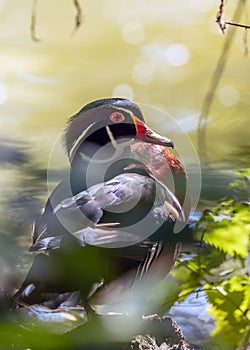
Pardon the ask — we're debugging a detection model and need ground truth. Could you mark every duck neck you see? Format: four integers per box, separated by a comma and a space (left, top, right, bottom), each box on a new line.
69, 143, 139, 194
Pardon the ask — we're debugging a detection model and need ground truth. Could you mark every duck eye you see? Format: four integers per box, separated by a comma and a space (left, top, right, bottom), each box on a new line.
110, 112, 126, 123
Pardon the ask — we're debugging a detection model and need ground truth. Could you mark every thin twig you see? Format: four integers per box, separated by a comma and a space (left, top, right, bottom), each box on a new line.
226, 20, 250, 55
197, 1, 245, 165
237, 324, 250, 350
243, 27, 249, 55
225, 20, 250, 29
72, 0, 84, 34
243, 1, 250, 56
30, 0, 40, 42
216, 0, 250, 33
216, 0, 250, 55
216, 0, 227, 34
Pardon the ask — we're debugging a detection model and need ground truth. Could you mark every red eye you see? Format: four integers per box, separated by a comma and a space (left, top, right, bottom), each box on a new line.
110, 112, 126, 123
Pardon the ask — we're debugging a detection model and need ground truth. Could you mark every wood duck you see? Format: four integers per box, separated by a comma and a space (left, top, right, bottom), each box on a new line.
12, 98, 188, 314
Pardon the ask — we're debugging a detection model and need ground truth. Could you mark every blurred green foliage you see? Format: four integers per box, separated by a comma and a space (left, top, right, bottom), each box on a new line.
153, 169, 250, 350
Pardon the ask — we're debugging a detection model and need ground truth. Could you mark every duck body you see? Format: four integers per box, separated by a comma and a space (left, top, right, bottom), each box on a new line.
12, 98, 188, 312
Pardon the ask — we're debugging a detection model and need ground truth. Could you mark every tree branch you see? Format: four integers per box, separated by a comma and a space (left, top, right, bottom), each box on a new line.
225, 20, 250, 29
30, 0, 40, 42
197, 1, 245, 165
72, 0, 84, 34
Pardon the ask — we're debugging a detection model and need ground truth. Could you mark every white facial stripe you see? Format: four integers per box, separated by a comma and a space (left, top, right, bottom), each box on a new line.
106, 125, 118, 149
110, 105, 134, 117
106, 125, 133, 152
70, 107, 135, 163
79, 126, 133, 164
69, 122, 96, 160
69, 106, 134, 160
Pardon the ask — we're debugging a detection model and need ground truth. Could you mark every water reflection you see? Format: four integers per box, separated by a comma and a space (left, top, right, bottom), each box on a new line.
17, 72, 61, 84
112, 83, 134, 99
165, 44, 190, 67
218, 85, 240, 107
0, 139, 27, 164
168, 291, 214, 344
0, 84, 8, 104
121, 20, 145, 45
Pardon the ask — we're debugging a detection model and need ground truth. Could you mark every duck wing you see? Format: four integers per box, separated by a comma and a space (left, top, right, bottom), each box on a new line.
30, 173, 184, 252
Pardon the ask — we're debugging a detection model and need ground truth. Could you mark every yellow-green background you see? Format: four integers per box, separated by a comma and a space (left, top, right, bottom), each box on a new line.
1, 0, 249, 167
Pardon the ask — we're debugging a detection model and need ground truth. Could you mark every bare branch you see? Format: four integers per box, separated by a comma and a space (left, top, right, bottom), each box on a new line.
216, 0, 227, 34
30, 0, 40, 42
197, 1, 245, 165
30, 0, 84, 41
72, 0, 84, 34
243, 27, 249, 55
216, 0, 250, 34
216, 1, 249, 55
225, 20, 250, 29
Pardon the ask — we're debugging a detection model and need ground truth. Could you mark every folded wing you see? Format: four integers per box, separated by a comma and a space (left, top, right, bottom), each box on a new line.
31, 173, 184, 252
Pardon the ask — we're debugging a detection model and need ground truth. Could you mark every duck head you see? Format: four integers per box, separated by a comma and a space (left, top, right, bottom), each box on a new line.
64, 98, 174, 163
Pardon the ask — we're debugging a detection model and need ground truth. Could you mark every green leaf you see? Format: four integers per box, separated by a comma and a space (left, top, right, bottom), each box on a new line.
196, 202, 250, 258
204, 276, 250, 350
